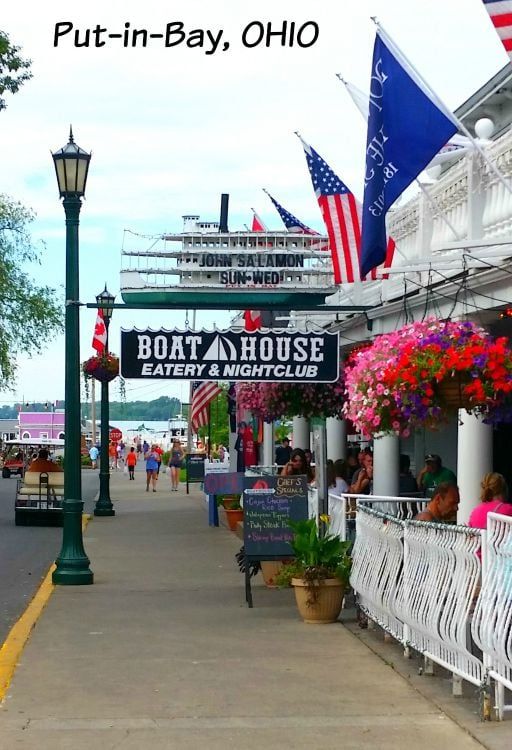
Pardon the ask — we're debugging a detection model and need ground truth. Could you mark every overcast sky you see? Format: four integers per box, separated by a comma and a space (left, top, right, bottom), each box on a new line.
0, 0, 506, 406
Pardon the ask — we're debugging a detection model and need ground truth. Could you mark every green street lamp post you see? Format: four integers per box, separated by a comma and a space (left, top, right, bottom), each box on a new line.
94, 285, 115, 517
51, 128, 93, 585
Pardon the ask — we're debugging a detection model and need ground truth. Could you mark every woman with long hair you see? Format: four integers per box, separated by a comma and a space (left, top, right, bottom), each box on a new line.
168, 439, 184, 492
281, 448, 315, 483
468, 472, 512, 529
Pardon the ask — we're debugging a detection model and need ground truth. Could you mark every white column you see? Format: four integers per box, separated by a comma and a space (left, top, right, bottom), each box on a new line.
373, 434, 399, 497
292, 417, 310, 451
263, 421, 274, 467
326, 417, 346, 462
457, 411, 493, 524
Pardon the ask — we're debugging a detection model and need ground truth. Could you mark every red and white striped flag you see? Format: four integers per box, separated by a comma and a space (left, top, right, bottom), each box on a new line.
483, 1, 512, 59
300, 137, 394, 283
190, 381, 222, 433
92, 310, 107, 353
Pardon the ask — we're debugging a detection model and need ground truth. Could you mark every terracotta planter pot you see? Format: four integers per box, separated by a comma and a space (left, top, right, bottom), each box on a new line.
224, 507, 244, 532
291, 577, 345, 624
260, 560, 286, 588
435, 373, 473, 410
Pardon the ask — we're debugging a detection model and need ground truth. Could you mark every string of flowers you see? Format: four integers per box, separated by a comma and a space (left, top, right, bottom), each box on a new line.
236, 369, 345, 421
343, 318, 512, 439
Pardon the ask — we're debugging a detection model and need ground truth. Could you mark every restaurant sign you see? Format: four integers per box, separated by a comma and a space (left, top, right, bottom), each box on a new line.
121, 328, 339, 382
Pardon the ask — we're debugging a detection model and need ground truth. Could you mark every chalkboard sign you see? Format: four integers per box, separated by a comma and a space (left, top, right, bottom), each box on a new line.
186, 454, 206, 493
243, 474, 308, 558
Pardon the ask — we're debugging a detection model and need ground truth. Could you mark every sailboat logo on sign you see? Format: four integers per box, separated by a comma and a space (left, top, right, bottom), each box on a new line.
120, 328, 340, 383
202, 335, 237, 361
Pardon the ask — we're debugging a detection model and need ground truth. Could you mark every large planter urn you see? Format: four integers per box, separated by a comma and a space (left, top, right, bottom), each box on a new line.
291, 577, 345, 624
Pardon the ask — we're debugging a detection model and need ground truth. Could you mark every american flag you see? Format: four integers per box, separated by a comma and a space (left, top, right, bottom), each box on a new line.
264, 191, 318, 234
190, 381, 222, 433
301, 138, 394, 283
482, 1, 512, 59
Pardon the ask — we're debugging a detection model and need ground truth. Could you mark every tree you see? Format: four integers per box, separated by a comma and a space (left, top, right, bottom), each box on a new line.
0, 30, 32, 111
0, 31, 32, 107
0, 195, 63, 389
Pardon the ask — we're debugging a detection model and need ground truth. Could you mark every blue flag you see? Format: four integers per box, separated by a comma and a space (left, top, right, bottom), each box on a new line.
361, 30, 458, 276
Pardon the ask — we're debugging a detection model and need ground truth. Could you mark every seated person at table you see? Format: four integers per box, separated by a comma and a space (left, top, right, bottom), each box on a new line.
29, 449, 63, 473
468, 472, 512, 529
417, 454, 456, 498
281, 448, 315, 483
414, 482, 459, 523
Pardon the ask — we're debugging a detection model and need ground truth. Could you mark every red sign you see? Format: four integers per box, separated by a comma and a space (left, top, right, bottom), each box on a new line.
109, 428, 122, 442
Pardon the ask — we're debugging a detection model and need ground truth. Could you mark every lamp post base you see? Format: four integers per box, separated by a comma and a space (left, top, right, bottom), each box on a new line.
94, 469, 115, 516
52, 500, 93, 585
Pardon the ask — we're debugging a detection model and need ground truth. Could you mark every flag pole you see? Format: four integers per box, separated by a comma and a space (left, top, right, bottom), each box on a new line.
207, 401, 211, 461
372, 18, 512, 197
336, 73, 462, 244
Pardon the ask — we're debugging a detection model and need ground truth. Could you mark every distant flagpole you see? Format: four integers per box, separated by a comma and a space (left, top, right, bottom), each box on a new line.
373, 18, 512, 198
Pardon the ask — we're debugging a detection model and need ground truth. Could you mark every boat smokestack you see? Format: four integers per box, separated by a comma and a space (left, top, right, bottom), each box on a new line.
219, 194, 229, 232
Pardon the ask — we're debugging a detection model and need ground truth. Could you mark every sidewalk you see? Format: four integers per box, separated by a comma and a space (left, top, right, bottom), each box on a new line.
0, 468, 496, 748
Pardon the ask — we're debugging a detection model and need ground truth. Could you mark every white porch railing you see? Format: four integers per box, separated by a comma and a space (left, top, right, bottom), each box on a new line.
403, 520, 483, 687
472, 512, 512, 720
327, 492, 427, 542
350, 505, 485, 691
350, 506, 406, 642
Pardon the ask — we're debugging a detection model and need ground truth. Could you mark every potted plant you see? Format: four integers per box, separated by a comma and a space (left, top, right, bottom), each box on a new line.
219, 494, 244, 532
276, 516, 351, 623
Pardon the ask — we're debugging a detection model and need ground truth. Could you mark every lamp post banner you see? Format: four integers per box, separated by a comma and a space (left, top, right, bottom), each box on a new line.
121, 328, 340, 383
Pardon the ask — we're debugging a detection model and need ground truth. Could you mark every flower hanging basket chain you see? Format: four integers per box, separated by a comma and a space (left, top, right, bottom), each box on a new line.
82, 353, 120, 383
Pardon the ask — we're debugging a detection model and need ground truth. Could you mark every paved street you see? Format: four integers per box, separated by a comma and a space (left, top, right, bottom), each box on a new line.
0, 469, 99, 644
1, 469, 509, 749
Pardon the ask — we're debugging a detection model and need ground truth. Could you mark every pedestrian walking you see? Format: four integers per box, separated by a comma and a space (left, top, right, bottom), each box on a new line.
89, 444, 99, 470
125, 446, 137, 480
168, 439, 184, 491
144, 445, 159, 492
109, 441, 117, 470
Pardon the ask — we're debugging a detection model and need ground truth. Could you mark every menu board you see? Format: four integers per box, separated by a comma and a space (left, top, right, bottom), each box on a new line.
243, 474, 308, 558
186, 453, 206, 482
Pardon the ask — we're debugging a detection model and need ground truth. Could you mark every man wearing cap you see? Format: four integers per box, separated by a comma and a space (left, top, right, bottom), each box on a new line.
417, 454, 456, 498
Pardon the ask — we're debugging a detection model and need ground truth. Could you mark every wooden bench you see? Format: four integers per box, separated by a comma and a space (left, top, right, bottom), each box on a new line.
15, 471, 65, 526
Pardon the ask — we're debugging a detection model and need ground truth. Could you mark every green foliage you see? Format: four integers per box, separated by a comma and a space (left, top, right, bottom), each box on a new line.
276, 517, 352, 591
0, 194, 63, 389
216, 494, 241, 509
274, 422, 291, 443
0, 30, 32, 110
81, 395, 181, 421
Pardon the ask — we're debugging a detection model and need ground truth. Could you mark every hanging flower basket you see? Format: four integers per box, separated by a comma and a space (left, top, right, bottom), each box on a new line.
82, 353, 120, 383
343, 318, 512, 438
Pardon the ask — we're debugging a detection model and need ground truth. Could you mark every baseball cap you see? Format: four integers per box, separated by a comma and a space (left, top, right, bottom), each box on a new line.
425, 453, 441, 463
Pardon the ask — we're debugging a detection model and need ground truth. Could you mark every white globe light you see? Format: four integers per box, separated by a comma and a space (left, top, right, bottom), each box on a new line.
425, 164, 442, 180
475, 117, 495, 139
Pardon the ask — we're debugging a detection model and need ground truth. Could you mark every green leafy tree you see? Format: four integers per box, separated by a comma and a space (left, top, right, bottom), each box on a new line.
0, 195, 63, 389
0, 30, 32, 111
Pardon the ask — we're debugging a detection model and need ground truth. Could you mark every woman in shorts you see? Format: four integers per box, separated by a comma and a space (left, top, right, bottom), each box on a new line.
144, 445, 159, 492
168, 439, 184, 491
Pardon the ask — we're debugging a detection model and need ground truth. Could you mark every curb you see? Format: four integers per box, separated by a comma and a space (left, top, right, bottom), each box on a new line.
0, 513, 92, 703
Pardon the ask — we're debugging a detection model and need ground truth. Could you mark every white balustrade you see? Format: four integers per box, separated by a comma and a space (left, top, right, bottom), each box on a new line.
472, 512, 512, 719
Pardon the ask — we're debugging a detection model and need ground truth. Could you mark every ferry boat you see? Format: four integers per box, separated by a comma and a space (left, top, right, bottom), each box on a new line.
120, 212, 336, 308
